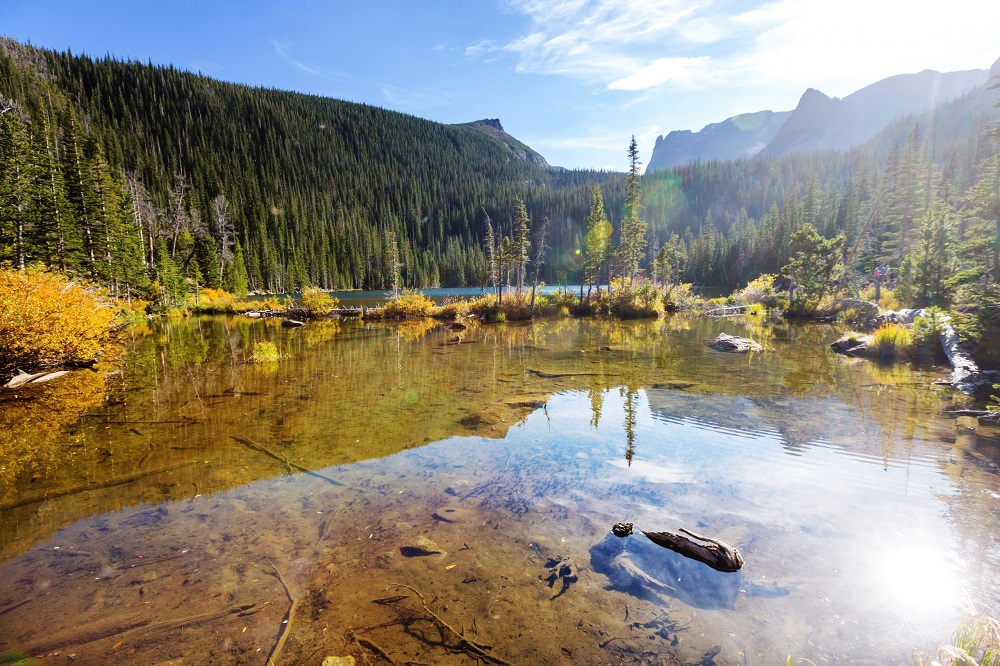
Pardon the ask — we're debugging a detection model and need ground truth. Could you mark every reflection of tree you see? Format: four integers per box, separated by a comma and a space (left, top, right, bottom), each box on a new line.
0, 370, 108, 503
622, 386, 638, 466
588, 383, 604, 429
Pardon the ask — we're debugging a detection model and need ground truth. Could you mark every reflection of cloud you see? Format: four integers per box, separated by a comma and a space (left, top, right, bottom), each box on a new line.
608, 458, 697, 483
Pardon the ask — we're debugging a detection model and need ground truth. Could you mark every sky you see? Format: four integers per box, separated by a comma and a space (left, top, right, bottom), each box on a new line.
2, 0, 999, 170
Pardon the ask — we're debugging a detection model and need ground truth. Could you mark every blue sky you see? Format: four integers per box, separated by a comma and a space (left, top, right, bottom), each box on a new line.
3, 0, 999, 170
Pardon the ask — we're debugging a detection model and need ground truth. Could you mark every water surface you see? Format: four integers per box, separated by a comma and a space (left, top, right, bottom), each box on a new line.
2, 315, 999, 665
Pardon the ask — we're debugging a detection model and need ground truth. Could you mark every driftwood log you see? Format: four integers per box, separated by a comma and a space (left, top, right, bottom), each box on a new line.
640, 528, 744, 573
610, 523, 743, 572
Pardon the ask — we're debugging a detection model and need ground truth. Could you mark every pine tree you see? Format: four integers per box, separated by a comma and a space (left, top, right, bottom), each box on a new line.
617, 136, 647, 290
223, 239, 250, 296
512, 197, 531, 294
584, 185, 611, 294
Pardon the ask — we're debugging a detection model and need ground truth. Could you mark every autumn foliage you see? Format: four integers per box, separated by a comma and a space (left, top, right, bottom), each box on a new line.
0, 267, 123, 380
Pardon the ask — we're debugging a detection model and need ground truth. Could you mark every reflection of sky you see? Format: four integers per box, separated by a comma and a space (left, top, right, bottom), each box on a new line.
502, 387, 974, 655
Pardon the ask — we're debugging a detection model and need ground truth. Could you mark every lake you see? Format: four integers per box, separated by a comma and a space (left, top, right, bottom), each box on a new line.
1, 314, 998, 665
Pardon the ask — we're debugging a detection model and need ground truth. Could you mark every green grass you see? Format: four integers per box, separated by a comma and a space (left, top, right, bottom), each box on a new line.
870, 323, 913, 358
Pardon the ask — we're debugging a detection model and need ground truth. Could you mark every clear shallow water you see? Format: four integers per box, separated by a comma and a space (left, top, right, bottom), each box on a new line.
1, 315, 999, 664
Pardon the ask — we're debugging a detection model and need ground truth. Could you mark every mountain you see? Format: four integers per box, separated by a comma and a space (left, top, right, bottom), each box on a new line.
462, 118, 551, 170
648, 64, 991, 171
760, 66, 989, 156
647, 110, 791, 171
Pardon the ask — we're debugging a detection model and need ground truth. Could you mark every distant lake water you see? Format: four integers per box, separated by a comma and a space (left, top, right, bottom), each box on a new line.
252, 284, 729, 307
2, 315, 996, 664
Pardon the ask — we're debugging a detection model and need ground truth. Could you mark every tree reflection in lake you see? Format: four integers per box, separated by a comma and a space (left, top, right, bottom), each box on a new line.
1, 314, 999, 665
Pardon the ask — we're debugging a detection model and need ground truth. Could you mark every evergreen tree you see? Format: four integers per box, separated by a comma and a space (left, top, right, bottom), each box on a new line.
512, 197, 531, 294
617, 136, 647, 289
584, 185, 611, 294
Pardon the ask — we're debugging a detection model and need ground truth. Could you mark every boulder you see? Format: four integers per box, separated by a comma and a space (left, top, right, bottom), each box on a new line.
830, 332, 872, 356
708, 333, 763, 353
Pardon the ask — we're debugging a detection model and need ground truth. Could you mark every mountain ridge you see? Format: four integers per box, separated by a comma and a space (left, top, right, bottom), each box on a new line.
649, 63, 993, 170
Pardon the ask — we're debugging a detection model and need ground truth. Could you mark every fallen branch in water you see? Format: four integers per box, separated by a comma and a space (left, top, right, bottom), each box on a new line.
231, 435, 349, 488
0, 596, 32, 616
356, 636, 397, 664
386, 583, 513, 665
265, 560, 299, 666
0, 462, 194, 512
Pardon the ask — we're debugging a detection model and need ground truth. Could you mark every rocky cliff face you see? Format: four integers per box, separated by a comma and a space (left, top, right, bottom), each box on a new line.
462, 118, 551, 170
760, 67, 989, 157
647, 110, 791, 172
648, 63, 992, 170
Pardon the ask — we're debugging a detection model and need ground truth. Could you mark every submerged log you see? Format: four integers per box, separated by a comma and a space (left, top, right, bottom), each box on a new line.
281, 318, 306, 328
708, 333, 763, 353
705, 305, 749, 317
641, 528, 744, 573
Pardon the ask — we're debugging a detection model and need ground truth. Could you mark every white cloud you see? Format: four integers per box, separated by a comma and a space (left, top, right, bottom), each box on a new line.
608, 56, 711, 90
490, 0, 716, 89
477, 0, 1000, 99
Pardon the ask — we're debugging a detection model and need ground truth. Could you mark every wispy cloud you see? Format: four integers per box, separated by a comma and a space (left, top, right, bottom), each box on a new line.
270, 38, 318, 75
381, 84, 455, 110
481, 0, 723, 90
475, 0, 1000, 98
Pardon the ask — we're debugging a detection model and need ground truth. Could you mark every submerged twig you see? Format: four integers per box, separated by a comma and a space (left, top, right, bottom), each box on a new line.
231, 435, 351, 488
265, 560, 299, 666
387, 583, 513, 665
0, 596, 32, 616
357, 636, 397, 664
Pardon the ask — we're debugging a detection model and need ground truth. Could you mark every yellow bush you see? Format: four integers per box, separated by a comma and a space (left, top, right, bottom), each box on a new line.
0, 268, 123, 378
249, 340, 281, 363
374, 289, 436, 318
301, 287, 340, 316
436, 297, 471, 319
858, 285, 901, 311
870, 324, 913, 358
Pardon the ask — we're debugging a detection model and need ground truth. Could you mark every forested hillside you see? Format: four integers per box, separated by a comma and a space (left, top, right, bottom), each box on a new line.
0, 37, 623, 296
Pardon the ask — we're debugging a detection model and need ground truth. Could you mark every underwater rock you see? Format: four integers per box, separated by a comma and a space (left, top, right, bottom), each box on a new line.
708, 333, 763, 353
322, 657, 355, 666
400, 536, 446, 558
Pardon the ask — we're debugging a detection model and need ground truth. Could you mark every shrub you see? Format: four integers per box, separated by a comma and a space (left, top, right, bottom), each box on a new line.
249, 340, 281, 363
663, 283, 708, 311
436, 297, 471, 319
745, 303, 765, 317
372, 289, 436, 319
870, 324, 913, 358
858, 284, 902, 311
735, 274, 779, 305
0, 267, 123, 380
911, 306, 948, 346
301, 287, 340, 316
